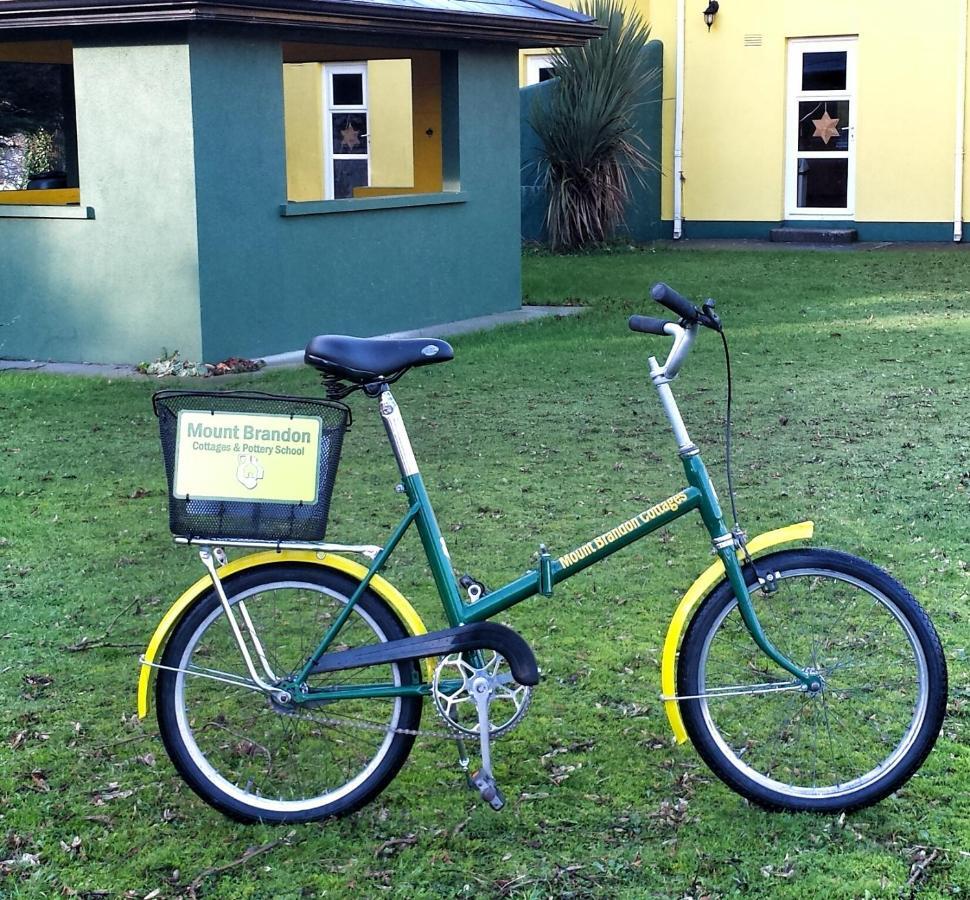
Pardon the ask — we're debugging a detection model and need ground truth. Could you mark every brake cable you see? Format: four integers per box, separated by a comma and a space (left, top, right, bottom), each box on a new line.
718, 327, 771, 591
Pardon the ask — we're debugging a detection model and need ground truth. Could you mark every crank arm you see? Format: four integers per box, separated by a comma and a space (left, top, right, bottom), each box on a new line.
468, 674, 504, 811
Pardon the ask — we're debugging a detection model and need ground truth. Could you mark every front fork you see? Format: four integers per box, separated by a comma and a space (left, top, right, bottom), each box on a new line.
688, 457, 817, 690
716, 543, 818, 689
669, 389, 817, 690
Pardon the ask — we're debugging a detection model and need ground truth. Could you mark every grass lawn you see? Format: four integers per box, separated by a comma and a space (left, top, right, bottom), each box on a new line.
1, 246, 968, 898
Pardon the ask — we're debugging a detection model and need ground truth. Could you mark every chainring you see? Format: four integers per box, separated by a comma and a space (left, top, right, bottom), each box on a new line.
431, 651, 532, 737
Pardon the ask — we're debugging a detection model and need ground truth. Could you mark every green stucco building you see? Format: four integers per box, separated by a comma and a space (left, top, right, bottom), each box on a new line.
0, 0, 596, 364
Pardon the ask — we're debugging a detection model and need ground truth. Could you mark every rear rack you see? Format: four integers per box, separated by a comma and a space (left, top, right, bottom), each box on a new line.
172, 536, 382, 560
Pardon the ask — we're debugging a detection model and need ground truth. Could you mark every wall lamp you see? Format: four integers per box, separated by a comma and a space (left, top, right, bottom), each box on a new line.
703, 0, 719, 30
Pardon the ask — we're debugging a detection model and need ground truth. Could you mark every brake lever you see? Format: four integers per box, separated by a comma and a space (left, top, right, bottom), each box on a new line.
700, 299, 722, 333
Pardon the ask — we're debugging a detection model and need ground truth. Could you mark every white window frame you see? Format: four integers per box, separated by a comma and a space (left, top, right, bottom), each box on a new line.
785, 37, 857, 220
525, 54, 556, 86
323, 62, 370, 200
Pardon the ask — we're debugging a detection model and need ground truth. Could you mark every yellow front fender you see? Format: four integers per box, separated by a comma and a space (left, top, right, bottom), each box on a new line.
137, 551, 431, 719
661, 522, 814, 743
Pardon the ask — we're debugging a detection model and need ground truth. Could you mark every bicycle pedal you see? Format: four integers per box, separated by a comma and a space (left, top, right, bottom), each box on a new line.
468, 769, 505, 811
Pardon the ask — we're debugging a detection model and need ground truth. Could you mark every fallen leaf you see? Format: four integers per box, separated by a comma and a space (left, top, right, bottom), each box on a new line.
59, 836, 83, 856
29, 770, 50, 792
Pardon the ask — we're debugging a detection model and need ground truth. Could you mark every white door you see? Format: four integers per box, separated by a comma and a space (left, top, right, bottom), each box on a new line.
785, 38, 857, 219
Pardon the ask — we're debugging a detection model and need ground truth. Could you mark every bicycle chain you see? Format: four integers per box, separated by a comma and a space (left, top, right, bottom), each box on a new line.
292, 706, 471, 741
294, 688, 532, 741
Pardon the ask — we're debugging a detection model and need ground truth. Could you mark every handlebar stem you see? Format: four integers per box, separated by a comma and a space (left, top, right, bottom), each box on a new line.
649, 321, 697, 384
648, 322, 699, 457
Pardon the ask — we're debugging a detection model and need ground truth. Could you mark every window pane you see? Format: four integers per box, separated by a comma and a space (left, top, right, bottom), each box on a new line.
0, 62, 72, 190
333, 159, 368, 199
538, 66, 556, 82
332, 73, 363, 106
796, 157, 848, 208
801, 51, 847, 91
332, 113, 368, 155
797, 100, 850, 151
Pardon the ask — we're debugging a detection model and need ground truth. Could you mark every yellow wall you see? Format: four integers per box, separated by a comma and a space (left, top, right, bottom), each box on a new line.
523, 0, 970, 228
673, 0, 968, 224
282, 63, 325, 201
282, 44, 442, 201
368, 58, 415, 188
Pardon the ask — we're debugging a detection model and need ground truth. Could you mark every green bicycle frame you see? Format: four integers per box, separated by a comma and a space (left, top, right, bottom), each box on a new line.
291, 351, 815, 704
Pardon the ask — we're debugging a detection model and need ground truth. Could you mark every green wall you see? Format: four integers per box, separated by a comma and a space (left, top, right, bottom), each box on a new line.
0, 31, 523, 364
0, 39, 203, 363
191, 35, 522, 362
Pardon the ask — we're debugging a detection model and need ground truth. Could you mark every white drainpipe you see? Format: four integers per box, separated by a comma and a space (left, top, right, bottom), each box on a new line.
673, 0, 686, 239
955, 0, 968, 242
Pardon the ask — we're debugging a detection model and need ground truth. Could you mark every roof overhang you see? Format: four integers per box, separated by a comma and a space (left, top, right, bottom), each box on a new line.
0, 0, 603, 46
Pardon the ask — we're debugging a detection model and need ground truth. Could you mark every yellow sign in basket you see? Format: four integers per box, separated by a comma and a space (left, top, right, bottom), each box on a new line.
173, 410, 323, 504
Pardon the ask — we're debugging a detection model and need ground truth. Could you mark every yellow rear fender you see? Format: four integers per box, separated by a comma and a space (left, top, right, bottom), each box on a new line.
137, 551, 431, 719
661, 522, 815, 744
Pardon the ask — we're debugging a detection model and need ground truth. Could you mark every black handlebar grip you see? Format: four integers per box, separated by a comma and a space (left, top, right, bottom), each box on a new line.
651, 282, 699, 322
628, 315, 672, 336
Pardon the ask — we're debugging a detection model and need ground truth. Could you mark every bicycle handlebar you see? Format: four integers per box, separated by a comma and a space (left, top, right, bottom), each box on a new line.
650, 283, 698, 322
627, 315, 673, 336
628, 283, 722, 381
634, 283, 722, 333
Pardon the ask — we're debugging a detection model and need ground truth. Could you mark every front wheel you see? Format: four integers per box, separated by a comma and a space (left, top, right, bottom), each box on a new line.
678, 549, 947, 813
156, 564, 423, 824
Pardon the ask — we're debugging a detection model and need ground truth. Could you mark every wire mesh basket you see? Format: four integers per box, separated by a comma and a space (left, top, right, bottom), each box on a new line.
153, 390, 351, 542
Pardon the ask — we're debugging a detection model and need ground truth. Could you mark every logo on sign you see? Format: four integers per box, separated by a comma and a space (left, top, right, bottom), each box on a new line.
236, 454, 265, 490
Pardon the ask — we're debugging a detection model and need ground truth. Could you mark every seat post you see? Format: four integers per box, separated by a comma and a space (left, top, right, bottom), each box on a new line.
378, 385, 419, 477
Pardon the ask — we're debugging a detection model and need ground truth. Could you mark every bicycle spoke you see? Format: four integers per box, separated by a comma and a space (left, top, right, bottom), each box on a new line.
686, 561, 933, 802
169, 578, 416, 811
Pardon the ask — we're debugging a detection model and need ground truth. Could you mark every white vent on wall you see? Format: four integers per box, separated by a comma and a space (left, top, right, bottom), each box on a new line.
744, 34, 763, 47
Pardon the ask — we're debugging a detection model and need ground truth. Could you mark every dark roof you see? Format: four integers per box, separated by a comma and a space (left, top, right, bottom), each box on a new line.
0, 0, 601, 45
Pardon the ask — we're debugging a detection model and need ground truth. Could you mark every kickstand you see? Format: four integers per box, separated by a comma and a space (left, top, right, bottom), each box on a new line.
467, 674, 505, 810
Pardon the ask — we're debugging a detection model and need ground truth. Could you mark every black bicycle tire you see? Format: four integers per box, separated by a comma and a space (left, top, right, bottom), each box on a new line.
156, 564, 423, 824
677, 548, 947, 813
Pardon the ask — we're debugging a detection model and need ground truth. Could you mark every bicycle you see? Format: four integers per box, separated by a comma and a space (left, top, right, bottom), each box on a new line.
137, 282, 948, 824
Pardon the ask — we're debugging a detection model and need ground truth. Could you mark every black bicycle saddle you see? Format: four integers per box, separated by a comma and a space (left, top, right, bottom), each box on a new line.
304, 335, 454, 383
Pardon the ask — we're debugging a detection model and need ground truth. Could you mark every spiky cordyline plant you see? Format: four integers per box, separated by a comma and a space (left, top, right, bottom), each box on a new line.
530, 0, 657, 251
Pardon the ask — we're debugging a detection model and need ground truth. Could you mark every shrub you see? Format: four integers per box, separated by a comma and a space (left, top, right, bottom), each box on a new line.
530, 0, 658, 251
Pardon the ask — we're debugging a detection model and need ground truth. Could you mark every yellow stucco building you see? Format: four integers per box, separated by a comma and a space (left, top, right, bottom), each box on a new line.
523, 1, 970, 241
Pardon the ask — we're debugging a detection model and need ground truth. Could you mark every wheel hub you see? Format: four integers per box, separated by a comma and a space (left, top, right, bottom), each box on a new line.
803, 666, 825, 696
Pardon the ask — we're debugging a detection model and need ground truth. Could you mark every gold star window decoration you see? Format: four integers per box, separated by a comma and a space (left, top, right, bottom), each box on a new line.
812, 110, 841, 145
340, 118, 362, 152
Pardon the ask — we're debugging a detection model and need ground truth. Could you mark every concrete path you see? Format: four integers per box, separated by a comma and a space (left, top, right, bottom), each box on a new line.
0, 304, 583, 378
652, 238, 970, 252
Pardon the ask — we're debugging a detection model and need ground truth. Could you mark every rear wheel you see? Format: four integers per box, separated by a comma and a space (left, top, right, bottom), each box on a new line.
156, 564, 423, 824
678, 549, 947, 812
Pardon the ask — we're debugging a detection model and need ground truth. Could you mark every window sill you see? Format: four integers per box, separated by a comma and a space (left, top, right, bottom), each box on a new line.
0, 205, 95, 220
280, 192, 466, 217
